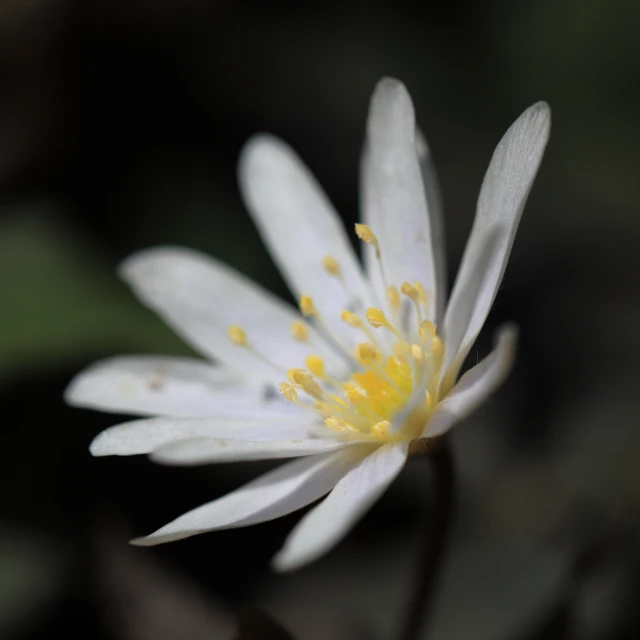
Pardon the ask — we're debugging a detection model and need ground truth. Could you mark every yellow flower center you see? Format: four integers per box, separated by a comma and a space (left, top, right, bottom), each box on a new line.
229, 224, 447, 443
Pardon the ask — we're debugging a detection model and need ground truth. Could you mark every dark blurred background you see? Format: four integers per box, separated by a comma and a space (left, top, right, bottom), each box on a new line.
2, 1, 639, 638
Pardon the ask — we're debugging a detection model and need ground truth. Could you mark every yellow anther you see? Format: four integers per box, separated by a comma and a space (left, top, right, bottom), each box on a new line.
287, 368, 308, 386
305, 355, 325, 377
431, 335, 444, 359
365, 307, 390, 329
227, 325, 247, 346
355, 223, 378, 247
413, 281, 428, 304
387, 286, 401, 308
299, 295, 316, 317
290, 320, 309, 341
419, 320, 436, 345
388, 356, 411, 379
411, 344, 423, 361
372, 420, 392, 438
325, 417, 350, 433
401, 281, 421, 302
279, 382, 298, 403
355, 342, 379, 364
322, 255, 341, 276
340, 309, 362, 328
287, 369, 324, 399
346, 387, 368, 406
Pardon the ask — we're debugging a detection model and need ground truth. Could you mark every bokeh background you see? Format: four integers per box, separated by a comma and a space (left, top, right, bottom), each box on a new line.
2, 1, 639, 638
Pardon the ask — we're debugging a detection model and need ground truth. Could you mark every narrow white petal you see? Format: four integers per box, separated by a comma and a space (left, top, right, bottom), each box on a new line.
415, 128, 447, 324
424, 325, 518, 438
90, 415, 316, 457
120, 247, 347, 382
131, 445, 373, 545
363, 78, 438, 323
443, 103, 550, 380
150, 436, 351, 466
239, 135, 373, 349
272, 441, 409, 571
64, 355, 271, 418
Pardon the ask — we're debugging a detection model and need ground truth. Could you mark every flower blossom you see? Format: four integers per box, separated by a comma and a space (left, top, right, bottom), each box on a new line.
66, 78, 550, 571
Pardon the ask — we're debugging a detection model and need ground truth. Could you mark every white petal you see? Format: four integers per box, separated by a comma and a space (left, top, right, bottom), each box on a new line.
90, 415, 316, 457
272, 441, 409, 571
363, 78, 438, 323
424, 325, 518, 438
132, 445, 373, 545
239, 135, 373, 350
442, 103, 550, 380
415, 128, 447, 325
150, 436, 351, 466
64, 355, 281, 418
120, 247, 347, 382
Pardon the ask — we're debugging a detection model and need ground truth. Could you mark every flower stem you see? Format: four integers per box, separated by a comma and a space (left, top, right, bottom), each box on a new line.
398, 436, 455, 640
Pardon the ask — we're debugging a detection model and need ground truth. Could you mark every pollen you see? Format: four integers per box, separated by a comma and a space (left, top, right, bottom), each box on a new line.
355, 223, 378, 247
305, 354, 325, 377
355, 342, 379, 364
401, 281, 421, 302
272, 252, 448, 444
287, 368, 323, 399
287, 368, 308, 386
299, 295, 316, 317
290, 320, 309, 341
366, 307, 391, 329
340, 310, 362, 328
322, 255, 341, 276
227, 325, 247, 346
279, 382, 298, 403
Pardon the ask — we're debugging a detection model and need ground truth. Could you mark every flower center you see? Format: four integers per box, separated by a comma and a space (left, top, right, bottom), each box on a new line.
228, 224, 446, 443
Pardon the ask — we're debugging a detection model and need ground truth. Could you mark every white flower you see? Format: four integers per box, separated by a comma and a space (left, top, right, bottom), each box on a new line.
66, 78, 550, 571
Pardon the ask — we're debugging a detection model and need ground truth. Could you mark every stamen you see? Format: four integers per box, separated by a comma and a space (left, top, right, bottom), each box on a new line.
365, 308, 390, 329
228, 324, 289, 374
413, 281, 428, 305
431, 336, 444, 369
374, 356, 410, 396
400, 282, 421, 302
299, 295, 316, 317
291, 320, 309, 341
402, 281, 426, 329
300, 296, 357, 364
387, 285, 401, 309
418, 320, 436, 345
322, 255, 341, 277
355, 224, 401, 334
366, 308, 402, 340
411, 344, 423, 361
324, 416, 356, 433
345, 388, 381, 421
227, 325, 247, 346
355, 224, 379, 251
305, 354, 325, 377
279, 382, 298, 403
354, 342, 379, 365
340, 310, 362, 328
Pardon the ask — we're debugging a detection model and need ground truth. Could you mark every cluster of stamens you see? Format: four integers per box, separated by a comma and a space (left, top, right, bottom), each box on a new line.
227, 225, 445, 442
